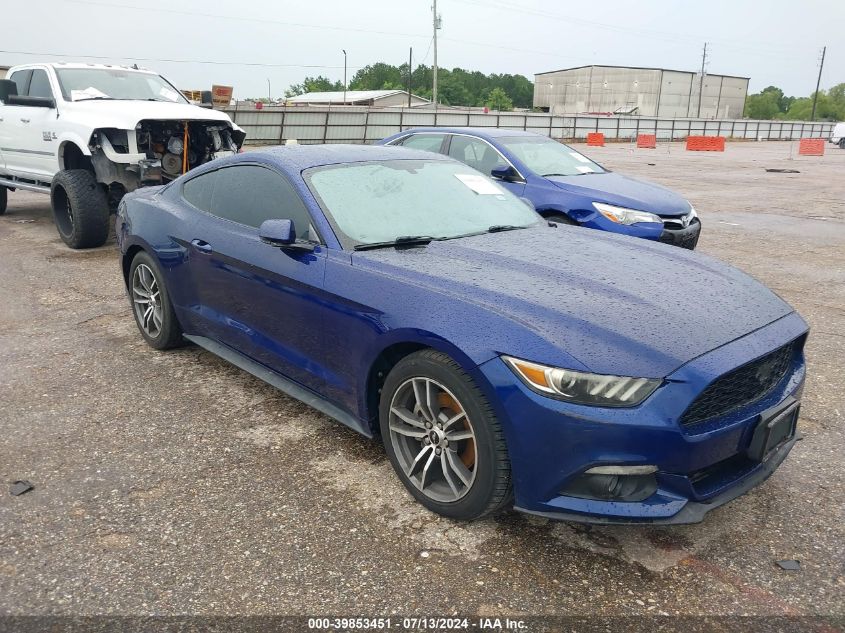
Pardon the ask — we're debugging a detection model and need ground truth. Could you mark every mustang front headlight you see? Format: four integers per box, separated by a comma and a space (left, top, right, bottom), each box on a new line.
503, 356, 661, 407
593, 202, 662, 225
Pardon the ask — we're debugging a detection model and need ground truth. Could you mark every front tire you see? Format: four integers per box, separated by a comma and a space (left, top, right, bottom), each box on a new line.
0, 186, 7, 215
50, 170, 110, 249
128, 250, 184, 350
379, 350, 512, 520
839, 138, 845, 149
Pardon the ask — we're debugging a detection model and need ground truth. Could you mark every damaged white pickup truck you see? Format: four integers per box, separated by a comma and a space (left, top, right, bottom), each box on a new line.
0, 63, 245, 248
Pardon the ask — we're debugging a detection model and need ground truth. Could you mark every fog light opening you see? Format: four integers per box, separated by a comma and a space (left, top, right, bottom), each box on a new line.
560, 467, 658, 502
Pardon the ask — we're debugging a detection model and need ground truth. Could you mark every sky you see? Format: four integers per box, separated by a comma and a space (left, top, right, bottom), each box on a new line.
2, 0, 841, 101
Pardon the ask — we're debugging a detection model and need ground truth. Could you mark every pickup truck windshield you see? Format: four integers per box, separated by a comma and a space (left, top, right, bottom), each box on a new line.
305, 159, 542, 248
499, 136, 606, 177
55, 68, 188, 103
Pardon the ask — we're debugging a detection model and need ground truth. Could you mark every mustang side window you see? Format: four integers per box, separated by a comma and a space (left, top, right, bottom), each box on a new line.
182, 171, 215, 212
208, 165, 316, 240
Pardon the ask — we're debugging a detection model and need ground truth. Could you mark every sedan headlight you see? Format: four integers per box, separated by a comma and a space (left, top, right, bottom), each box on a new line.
687, 204, 698, 221
593, 202, 662, 225
503, 356, 661, 407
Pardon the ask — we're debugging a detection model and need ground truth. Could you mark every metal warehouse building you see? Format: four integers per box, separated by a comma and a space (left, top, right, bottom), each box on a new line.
534, 65, 749, 118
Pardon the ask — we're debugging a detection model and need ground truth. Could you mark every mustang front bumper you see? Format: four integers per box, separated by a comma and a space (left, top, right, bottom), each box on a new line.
475, 311, 807, 524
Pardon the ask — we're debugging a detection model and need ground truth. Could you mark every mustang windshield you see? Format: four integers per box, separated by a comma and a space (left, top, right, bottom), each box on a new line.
305, 159, 543, 248
55, 68, 188, 103
500, 136, 605, 177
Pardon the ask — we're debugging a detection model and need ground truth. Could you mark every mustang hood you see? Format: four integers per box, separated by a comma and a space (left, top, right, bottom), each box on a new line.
547, 172, 691, 217
352, 227, 794, 378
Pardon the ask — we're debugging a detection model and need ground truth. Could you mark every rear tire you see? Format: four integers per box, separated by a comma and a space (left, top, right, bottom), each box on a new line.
128, 250, 184, 350
839, 138, 845, 149
379, 349, 513, 520
546, 212, 577, 226
0, 186, 6, 215
50, 170, 110, 249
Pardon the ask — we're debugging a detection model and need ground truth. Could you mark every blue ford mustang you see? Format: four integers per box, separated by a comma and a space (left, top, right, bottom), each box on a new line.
379, 128, 701, 249
117, 144, 807, 524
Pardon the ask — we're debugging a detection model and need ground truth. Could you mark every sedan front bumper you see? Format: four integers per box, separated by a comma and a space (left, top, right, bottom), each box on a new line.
659, 217, 701, 249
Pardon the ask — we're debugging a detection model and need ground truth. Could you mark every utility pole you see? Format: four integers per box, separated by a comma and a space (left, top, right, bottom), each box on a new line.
697, 42, 708, 118
811, 46, 826, 121
266, 78, 271, 103
408, 47, 413, 109
432, 0, 440, 107
342, 49, 348, 106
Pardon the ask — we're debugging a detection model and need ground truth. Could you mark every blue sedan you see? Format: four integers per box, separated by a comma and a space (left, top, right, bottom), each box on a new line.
117, 144, 806, 524
379, 128, 701, 249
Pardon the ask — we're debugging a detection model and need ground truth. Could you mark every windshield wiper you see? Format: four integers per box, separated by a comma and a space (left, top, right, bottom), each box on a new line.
354, 235, 440, 251
540, 172, 573, 177
486, 225, 526, 233
451, 225, 530, 240
75, 96, 118, 102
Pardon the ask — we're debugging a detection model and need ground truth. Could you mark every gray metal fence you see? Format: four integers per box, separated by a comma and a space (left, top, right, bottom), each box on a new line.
225, 106, 836, 146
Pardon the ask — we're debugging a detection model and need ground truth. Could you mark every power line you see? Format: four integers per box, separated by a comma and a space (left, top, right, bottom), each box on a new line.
62, 0, 431, 41
452, 0, 809, 57
0, 49, 364, 70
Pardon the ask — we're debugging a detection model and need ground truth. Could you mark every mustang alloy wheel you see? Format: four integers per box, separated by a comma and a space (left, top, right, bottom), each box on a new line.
132, 263, 163, 339
388, 377, 478, 503
379, 350, 513, 520
127, 251, 184, 350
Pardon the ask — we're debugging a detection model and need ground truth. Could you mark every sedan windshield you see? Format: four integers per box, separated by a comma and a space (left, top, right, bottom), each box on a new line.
55, 68, 188, 103
500, 136, 605, 177
305, 159, 543, 248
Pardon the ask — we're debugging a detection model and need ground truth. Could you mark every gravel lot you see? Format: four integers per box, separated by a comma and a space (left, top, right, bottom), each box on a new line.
1, 141, 843, 622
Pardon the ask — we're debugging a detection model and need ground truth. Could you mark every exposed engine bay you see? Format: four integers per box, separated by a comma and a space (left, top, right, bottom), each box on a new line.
89, 120, 246, 195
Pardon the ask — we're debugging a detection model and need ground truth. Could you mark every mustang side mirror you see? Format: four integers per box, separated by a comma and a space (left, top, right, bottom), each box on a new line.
260, 219, 296, 245
259, 219, 315, 252
491, 164, 522, 183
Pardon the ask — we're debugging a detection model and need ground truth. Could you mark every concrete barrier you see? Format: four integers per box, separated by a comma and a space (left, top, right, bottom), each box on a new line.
686, 136, 726, 152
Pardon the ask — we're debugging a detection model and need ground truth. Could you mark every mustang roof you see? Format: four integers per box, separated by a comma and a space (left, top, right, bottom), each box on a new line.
251, 143, 452, 171
394, 127, 543, 140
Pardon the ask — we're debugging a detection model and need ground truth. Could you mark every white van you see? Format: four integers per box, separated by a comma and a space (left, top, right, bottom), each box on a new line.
831, 122, 845, 149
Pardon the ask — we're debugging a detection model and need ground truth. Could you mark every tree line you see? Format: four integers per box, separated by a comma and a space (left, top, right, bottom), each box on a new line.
744, 84, 845, 120
285, 62, 533, 111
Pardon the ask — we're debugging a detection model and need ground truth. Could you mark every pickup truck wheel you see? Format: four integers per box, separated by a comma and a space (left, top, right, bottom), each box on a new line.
50, 170, 110, 249
839, 138, 845, 149
0, 186, 7, 215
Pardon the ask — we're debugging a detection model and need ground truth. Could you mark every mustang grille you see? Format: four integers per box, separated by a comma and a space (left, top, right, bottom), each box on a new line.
680, 341, 796, 427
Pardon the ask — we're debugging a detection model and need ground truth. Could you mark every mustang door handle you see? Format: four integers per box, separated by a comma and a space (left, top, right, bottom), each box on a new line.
190, 239, 213, 254
20, 118, 31, 123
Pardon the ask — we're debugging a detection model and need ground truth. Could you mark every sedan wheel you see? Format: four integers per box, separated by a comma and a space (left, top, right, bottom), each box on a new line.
388, 377, 478, 503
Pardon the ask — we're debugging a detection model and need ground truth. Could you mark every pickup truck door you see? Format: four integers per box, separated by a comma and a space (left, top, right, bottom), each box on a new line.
2, 68, 60, 180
